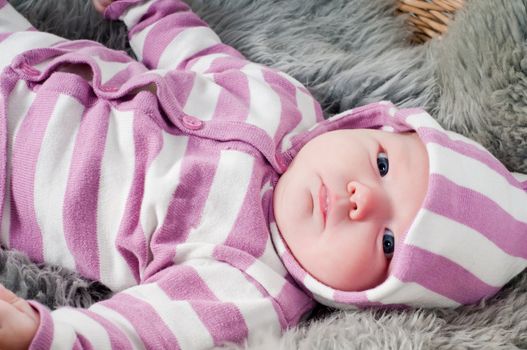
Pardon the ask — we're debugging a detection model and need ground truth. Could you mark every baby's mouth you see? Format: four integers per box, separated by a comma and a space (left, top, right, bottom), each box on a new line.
318, 184, 329, 226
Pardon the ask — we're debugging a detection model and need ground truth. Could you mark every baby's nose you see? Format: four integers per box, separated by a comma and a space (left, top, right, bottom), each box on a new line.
347, 181, 374, 220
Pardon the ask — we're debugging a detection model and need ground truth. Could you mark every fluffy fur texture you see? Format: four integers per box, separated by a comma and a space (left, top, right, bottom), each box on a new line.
4, 0, 527, 348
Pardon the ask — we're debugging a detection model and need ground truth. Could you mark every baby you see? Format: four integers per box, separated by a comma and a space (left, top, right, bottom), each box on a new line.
0, 0, 526, 349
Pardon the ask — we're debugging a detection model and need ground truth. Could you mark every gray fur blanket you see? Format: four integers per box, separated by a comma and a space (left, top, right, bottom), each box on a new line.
4, 0, 527, 348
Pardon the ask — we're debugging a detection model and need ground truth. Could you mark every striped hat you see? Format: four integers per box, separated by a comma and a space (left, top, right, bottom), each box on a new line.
272, 101, 527, 308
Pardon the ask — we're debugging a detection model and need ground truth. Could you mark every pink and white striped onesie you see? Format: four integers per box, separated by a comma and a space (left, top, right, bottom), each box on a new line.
0, 0, 526, 349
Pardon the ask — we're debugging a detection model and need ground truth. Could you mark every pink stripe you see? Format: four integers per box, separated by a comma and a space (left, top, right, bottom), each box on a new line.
143, 12, 206, 68
425, 174, 527, 258
394, 245, 499, 304
105, 0, 144, 20
0, 69, 15, 245
63, 102, 110, 280
197, 56, 247, 74
191, 300, 248, 346
9, 92, 59, 262
28, 302, 53, 350
262, 69, 304, 144
103, 293, 181, 350
81, 310, 134, 349
213, 245, 257, 271
77, 335, 94, 350
144, 138, 220, 278
0, 0, 6, 8
212, 70, 250, 122
154, 255, 249, 346
418, 127, 523, 189
0, 32, 12, 44
162, 71, 195, 116
115, 104, 163, 283
180, 44, 245, 70
222, 165, 268, 257
127, 0, 191, 37
154, 265, 217, 300
275, 283, 315, 326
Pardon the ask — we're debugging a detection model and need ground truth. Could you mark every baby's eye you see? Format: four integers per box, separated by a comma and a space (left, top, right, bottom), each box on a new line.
382, 229, 395, 259
377, 152, 389, 177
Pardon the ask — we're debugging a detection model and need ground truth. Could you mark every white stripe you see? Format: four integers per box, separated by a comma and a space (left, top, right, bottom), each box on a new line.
121, 0, 154, 28
406, 111, 489, 153
186, 260, 281, 339
97, 108, 136, 290
125, 283, 214, 350
92, 56, 131, 85
189, 53, 229, 74
241, 64, 281, 137
407, 112, 488, 152
245, 258, 286, 298
256, 236, 288, 279
173, 243, 215, 264
34, 94, 80, 270
366, 276, 459, 308
1, 80, 35, 247
50, 317, 77, 350
303, 273, 335, 300
141, 132, 189, 240
0, 32, 64, 71
252, 182, 288, 278
52, 309, 112, 349
280, 88, 317, 152
183, 74, 221, 121
0, 2, 32, 32
90, 304, 147, 350
428, 143, 527, 223
186, 150, 253, 244
269, 223, 286, 255
127, 17, 156, 63
157, 26, 222, 70
407, 209, 527, 287
443, 129, 488, 152
405, 112, 442, 130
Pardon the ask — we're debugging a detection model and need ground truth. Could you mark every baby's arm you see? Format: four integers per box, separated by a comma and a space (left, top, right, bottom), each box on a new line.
97, 0, 244, 71
0, 285, 39, 350
27, 262, 287, 349
96, 0, 323, 145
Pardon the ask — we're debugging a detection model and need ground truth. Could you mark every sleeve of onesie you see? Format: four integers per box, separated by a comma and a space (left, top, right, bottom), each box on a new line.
29, 260, 290, 349
104, 0, 324, 149
0, 0, 66, 73
104, 0, 246, 71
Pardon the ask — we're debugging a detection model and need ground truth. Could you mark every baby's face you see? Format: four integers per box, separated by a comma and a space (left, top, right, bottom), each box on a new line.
273, 129, 429, 291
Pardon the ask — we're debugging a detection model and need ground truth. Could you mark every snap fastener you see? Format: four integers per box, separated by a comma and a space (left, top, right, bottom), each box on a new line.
181, 115, 203, 130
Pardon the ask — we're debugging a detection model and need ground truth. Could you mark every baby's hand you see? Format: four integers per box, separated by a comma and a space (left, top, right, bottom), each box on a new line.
0, 285, 39, 350
93, 0, 113, 13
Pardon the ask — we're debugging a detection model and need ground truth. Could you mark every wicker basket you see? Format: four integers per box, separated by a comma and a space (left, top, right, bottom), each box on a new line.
397, 0, 464, 43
